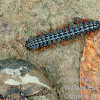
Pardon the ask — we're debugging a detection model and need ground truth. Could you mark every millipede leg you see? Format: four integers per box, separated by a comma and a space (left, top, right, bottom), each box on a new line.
74, 37, 78, 42
56, 26, 61, 32
44, 46, 48, 50
62, 41, 66, 46
40, 47, 44, 52
67, 39, 71, 45
49, 42, 53, 49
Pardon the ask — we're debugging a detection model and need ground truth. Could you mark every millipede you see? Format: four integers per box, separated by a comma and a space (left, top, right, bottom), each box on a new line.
25, 18, 100, 51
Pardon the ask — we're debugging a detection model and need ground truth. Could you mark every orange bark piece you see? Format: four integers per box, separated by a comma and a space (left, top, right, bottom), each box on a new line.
80, 31, 100, 100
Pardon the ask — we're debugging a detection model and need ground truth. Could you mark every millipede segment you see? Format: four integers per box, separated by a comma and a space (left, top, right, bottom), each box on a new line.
25, 20, 100, 51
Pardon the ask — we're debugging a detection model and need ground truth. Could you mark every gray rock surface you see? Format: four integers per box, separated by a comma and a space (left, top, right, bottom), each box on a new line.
0, 59, 56, 100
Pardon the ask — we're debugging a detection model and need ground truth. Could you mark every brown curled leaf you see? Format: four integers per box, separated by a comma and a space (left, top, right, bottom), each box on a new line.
80, 30, 100, 100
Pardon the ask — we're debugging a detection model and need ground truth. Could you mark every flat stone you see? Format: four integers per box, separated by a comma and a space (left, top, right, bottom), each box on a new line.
0, 59, 56, 100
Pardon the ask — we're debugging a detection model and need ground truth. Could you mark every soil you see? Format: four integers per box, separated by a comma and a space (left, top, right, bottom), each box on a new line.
0, 0, 100, 100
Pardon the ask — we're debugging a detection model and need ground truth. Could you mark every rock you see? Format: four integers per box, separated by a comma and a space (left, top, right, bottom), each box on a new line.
0, 59, 56, 100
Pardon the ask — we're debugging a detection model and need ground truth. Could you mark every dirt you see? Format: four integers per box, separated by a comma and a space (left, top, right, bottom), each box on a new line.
0, 0, 100, 100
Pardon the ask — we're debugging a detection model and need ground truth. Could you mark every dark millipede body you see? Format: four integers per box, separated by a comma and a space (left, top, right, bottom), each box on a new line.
25, 20, 100, 51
